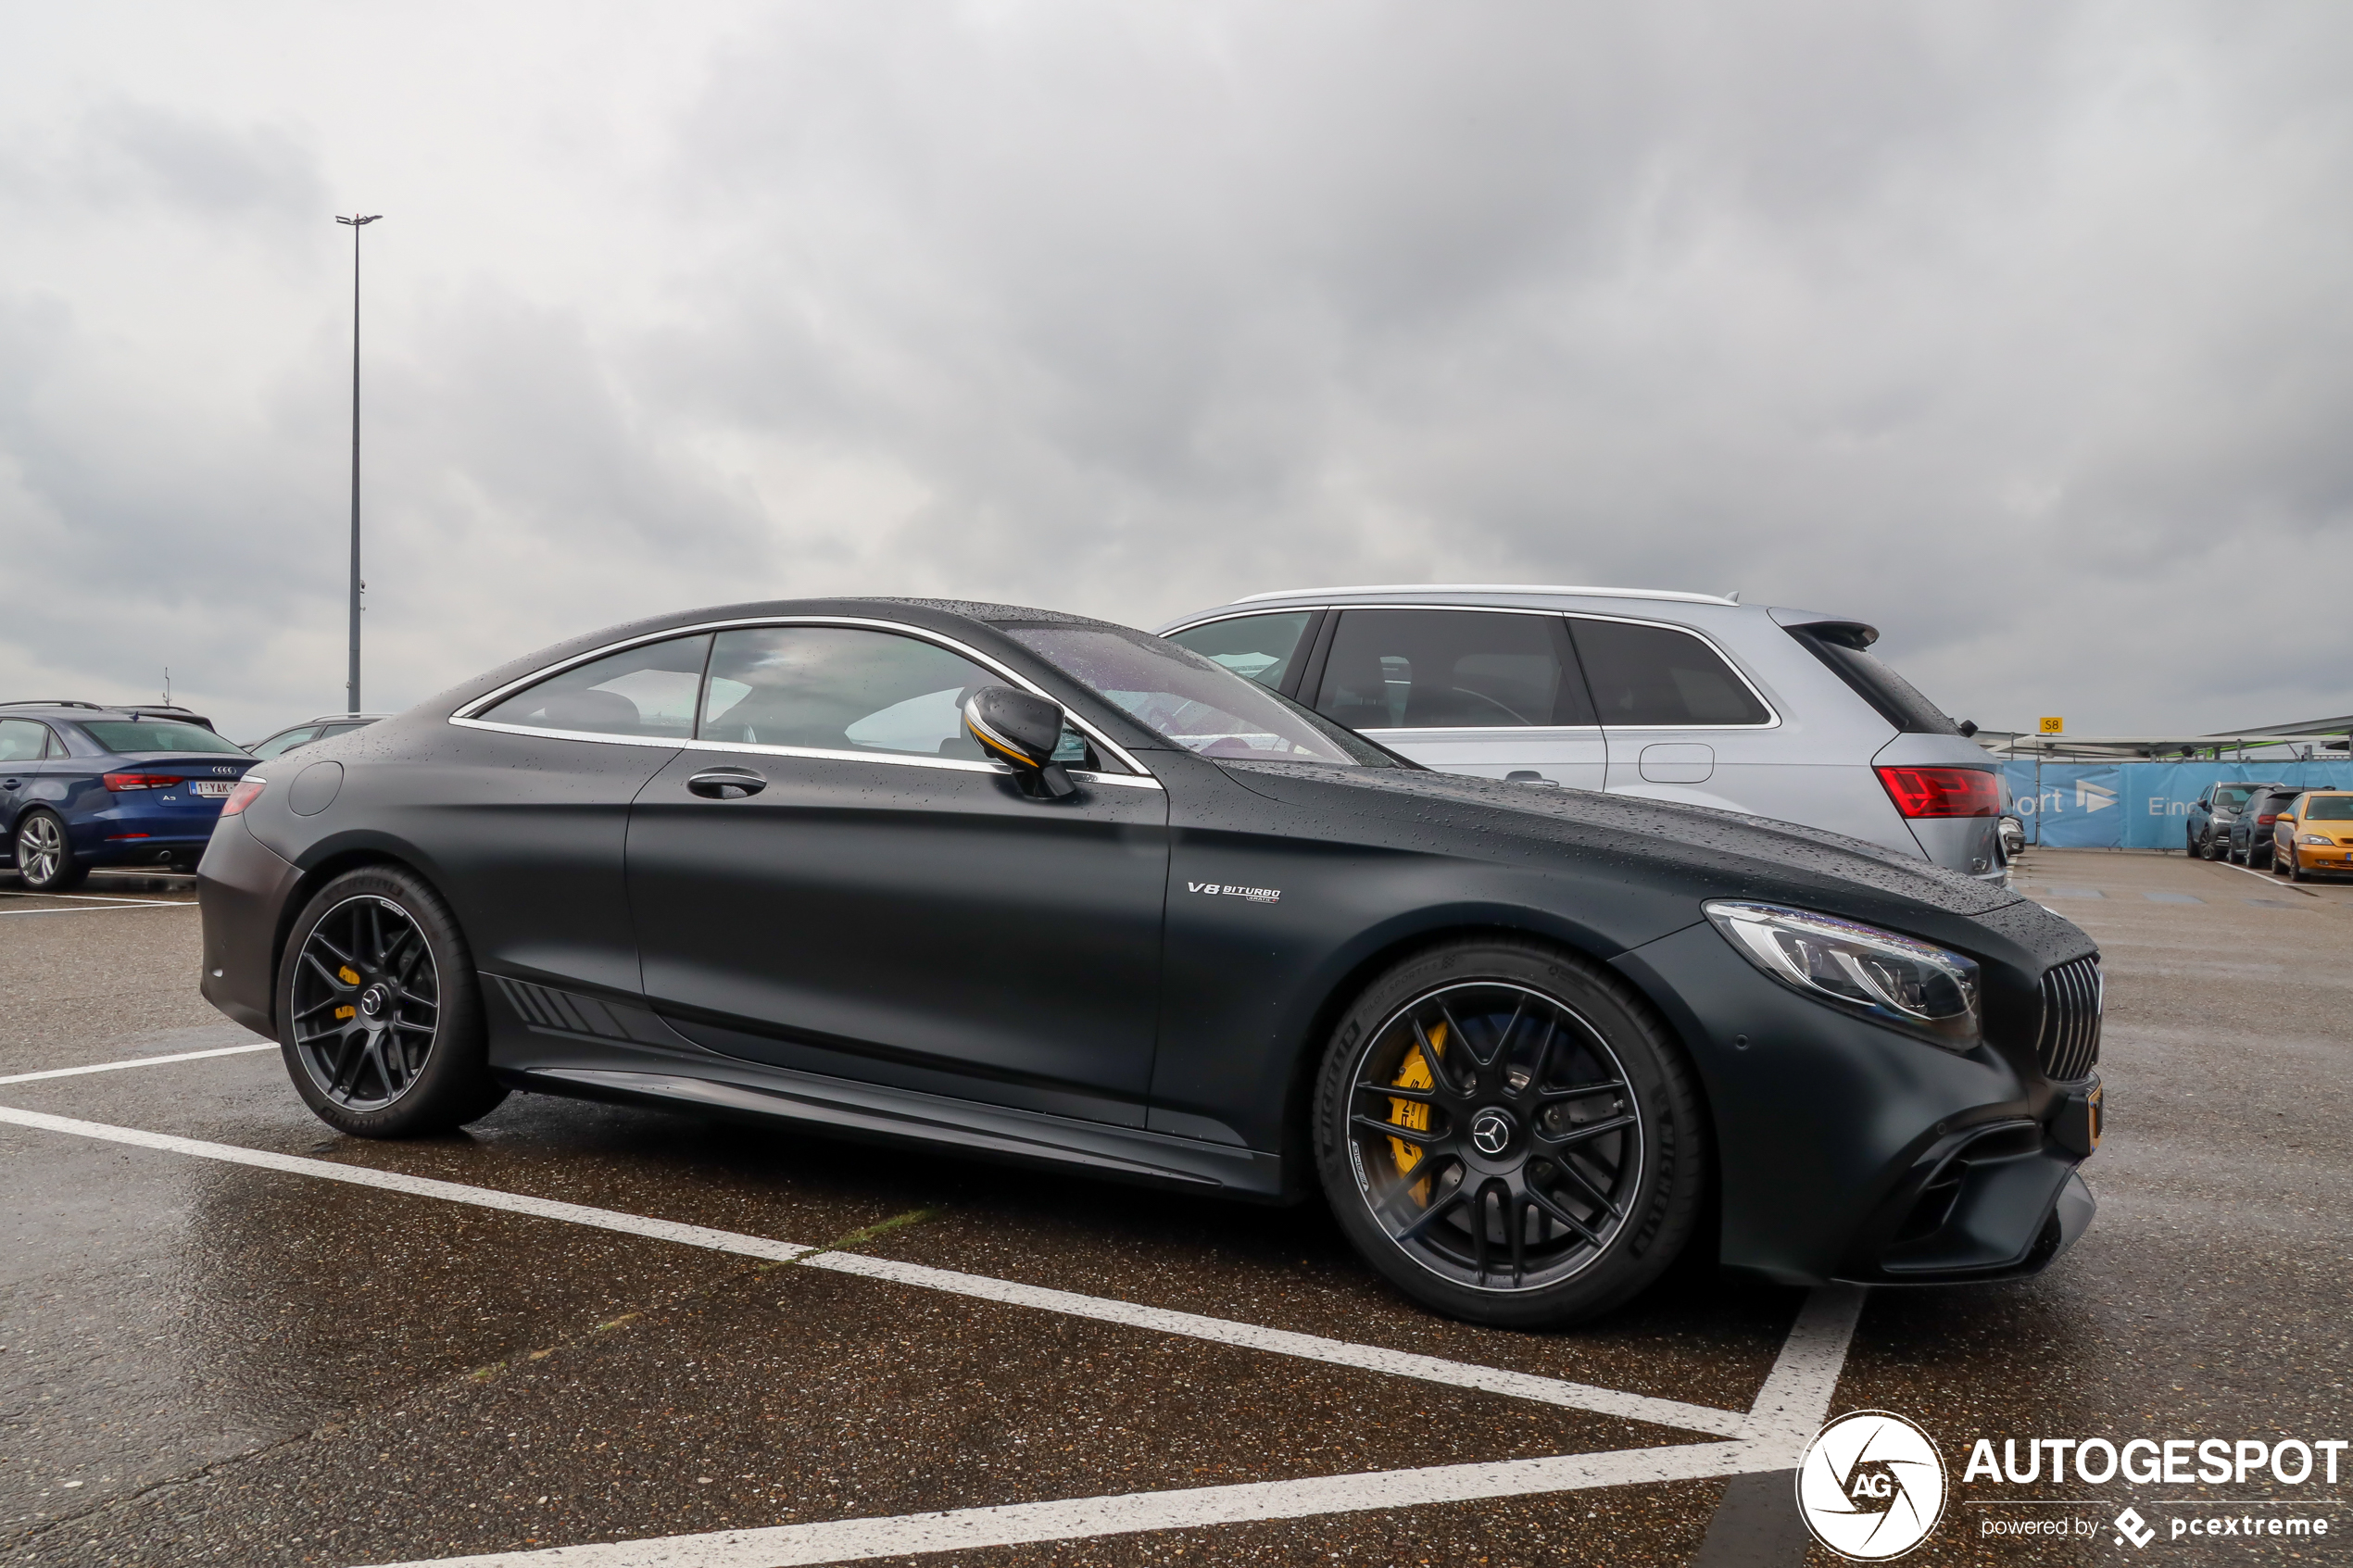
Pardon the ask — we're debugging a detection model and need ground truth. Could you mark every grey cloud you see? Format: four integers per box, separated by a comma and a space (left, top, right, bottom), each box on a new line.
2, 1, 2349, 740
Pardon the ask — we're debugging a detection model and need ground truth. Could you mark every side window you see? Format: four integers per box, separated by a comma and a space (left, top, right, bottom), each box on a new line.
1569, 619, 1771, 727
0, 719, 47, 763
1164, 612, 1315, 691
249, 726, 320, 759
480, 634, 712, 738
1313, 609, 1592, 730
701, 625, 1064, 762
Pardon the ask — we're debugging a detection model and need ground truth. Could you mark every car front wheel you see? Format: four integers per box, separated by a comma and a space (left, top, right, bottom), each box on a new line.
1314, 938, 1706, 1330
278, 865, 508, 1136
12, 809, 88, 893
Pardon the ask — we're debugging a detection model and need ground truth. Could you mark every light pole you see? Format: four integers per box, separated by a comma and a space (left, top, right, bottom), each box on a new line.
336, 212, 382, 714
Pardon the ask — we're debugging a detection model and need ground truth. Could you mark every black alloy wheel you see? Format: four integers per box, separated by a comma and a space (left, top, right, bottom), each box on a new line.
279, 865, 506, 1136
1315, 939, 1705, 1329
13, 809, 88, 893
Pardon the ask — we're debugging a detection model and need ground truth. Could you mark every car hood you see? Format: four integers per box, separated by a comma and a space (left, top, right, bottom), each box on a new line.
1214, 759, 2084, 969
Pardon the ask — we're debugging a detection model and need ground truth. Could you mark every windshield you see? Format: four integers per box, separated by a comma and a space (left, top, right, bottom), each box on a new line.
80, 721, 248, 756
2304, 796, 2353, 821
1001, 625, 1389, 765
2215, 786, 2257, 810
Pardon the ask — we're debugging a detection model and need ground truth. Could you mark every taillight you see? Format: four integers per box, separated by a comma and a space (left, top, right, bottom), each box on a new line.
1876, 765, 2001, 819
2256, 813, 2279, 825
219, 777, 267, 817
103, 772, 184, 791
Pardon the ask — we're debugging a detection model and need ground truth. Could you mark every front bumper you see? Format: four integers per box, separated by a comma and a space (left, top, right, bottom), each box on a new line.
1612, 921, 2095, 1286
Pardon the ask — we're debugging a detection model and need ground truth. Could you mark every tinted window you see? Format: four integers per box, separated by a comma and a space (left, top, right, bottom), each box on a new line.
1782, 625, 1957, 735
699, 627, 1002, 759
1569, 620, 1770, 726
1004, 624, 1378, 764
319, 721, 376, 739
79, 720, 250, 756
249, 726, 320, 759
2306, 797, 2353, 821
480, 634, 711, 738
1314, 610, 1592, 730
1164, 612, 1315, 691
0, 719, 47, 763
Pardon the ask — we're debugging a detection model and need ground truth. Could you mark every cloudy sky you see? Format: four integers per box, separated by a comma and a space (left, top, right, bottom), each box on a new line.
4, 2, 2348, 741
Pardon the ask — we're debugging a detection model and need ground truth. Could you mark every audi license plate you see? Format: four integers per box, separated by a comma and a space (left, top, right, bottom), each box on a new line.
190, 780, 235, 798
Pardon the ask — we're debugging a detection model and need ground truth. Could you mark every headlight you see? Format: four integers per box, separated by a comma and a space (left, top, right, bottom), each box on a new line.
2299, 834, 2332, 846
1704, 900, 1982, 1052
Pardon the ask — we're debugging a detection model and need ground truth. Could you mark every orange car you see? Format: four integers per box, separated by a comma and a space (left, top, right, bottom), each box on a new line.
2272, 790, 2353, 881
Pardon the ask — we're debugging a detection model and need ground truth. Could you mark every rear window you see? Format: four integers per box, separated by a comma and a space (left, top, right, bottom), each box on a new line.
1569, 619, 1770, 727
1313, 609, 1593, 729
80, 721, 249, 756
1782, 624, 1958, 736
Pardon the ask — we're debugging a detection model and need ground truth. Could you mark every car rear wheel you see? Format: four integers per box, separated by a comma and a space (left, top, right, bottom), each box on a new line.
12, 809, 88, 893
1313, 938, 1706, 1330
279, 866, 507, 1137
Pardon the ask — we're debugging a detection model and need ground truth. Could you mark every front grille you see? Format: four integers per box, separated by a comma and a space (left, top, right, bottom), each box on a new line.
2036, 955, 2103, 1082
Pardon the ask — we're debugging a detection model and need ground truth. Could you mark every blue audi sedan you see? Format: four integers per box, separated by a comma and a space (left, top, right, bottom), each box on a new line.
0, 701, 256, 890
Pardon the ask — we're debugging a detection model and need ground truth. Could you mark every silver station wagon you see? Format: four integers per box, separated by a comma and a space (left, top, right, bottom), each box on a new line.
1158, 584, 2004, 879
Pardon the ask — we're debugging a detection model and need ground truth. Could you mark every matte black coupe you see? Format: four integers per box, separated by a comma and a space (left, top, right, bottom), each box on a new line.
197, 599, 2103, 1327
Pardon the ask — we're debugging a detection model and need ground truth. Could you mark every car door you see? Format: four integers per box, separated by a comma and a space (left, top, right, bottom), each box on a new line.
626, 621, 1171, 1127
1303, 608, 1606, 788
0, 719, 52, 841
1569, 614, 1793, 816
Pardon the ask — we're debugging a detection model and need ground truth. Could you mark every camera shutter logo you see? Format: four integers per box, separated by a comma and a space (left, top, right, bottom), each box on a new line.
1794, 1410, 1949, 1560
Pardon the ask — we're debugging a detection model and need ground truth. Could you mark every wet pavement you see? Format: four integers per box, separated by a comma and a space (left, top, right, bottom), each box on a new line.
1, 852, 2347, 1565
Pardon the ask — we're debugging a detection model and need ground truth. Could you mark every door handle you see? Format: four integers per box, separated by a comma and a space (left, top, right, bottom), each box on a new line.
686, 768, 766, 800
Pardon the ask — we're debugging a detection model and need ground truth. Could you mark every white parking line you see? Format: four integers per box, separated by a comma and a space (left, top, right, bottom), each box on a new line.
354, 1290, 1867, 1568
0, 1103, 1749, 1437
0, 1042, 277, 1085
2221, 861, 2322, 897
0, 898, 192, 915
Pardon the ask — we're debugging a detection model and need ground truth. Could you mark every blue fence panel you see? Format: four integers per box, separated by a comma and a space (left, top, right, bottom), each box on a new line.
1999, 759, 2353, 848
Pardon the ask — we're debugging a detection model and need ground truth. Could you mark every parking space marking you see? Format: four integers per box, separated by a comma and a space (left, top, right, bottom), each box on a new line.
2221, 861, 2322, 897
0, 1042, 276, 1085
0, 1103, 1753, 1438
357, 1289, 1866, 1568
0, 897, 193, 915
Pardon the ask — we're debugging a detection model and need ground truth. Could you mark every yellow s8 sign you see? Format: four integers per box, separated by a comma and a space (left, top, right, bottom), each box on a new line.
2039, 717, 2064, 734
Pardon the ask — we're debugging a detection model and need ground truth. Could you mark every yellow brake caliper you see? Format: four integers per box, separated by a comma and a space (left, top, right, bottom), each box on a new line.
1386, 1021, 1448, 1206
334, 964, 360, 1021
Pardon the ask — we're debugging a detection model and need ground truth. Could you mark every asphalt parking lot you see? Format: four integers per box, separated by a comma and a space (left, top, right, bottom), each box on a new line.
3, 849, 2347, 1567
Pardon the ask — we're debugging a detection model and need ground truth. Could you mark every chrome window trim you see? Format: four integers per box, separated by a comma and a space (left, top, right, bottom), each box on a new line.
1166, 602, 1781, 732
447, 614, 1160, 784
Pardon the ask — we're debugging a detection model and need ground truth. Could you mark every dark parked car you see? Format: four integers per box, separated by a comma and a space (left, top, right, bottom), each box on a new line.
245, 713, 390, 760
2187, 780, 2282, 860
2229, 785, 2304, 867
2, 700, 256, 889
196, 599, 2103, 1328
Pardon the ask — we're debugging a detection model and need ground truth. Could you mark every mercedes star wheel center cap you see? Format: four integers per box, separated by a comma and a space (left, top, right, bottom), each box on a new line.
1470, 1107, 1516, 1157
359, 985, 389, 1020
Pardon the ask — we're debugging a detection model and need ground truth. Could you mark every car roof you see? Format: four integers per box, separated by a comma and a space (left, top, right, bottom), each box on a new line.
1, 701, 197, 722
1225, 583, 1740, 608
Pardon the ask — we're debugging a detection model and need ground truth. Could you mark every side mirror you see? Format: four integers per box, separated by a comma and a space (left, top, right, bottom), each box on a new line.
963, 685, 1077, 799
